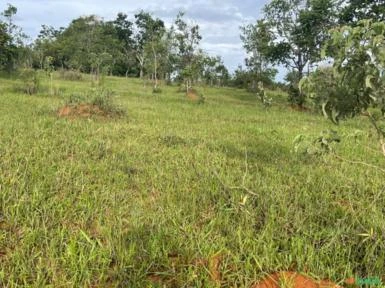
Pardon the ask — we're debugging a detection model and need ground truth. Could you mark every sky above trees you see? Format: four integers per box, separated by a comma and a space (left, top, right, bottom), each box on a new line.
0, 0, 271, 73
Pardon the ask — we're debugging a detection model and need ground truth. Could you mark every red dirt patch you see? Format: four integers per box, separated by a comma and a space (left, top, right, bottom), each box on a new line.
186, 88, 201, 102
290, 104, 311, 112
344, 278, 356, 286
57, 103, 107, 118
251, 272, 341, 288
209, 254, 222, 285
146, 253, 223, 286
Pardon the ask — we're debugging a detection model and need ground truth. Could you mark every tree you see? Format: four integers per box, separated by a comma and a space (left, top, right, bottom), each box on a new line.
339, 0, 385, 25
43, 55, 54, 94
89, 52, 113, 84
54, 15, 120, 72
34, 25, 62, 69
245, 0, 336, 105
111, 13, 136, 77
202, 56, 230, 87
241, 20, 278, 88
173, 12, 203, 92
0, 21, 11, 69
134, 11, 165, 82
0, 4, 27, 71
141, 14, 166, 89
301, 20, 385, 154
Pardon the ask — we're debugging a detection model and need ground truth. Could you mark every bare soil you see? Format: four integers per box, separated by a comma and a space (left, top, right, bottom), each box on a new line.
57, 103, 107, 118
251, 272, 341, 288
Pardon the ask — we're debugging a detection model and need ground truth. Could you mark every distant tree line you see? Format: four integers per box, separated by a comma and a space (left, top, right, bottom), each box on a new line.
0, 6, 230, 89
1, 1, 384, 94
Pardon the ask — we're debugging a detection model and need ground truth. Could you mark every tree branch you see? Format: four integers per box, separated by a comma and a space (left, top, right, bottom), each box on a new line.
334, 154, 385, 173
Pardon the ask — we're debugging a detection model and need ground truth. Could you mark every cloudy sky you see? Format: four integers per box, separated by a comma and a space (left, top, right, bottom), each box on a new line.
1, 0, 282, 77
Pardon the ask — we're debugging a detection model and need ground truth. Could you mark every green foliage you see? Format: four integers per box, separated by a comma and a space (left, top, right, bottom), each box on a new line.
173, 12, 203, 90
43, 56, 54, 75
67, 87, 125, 116
303, 20, 385, 139
339, 0, 385, 25
202, 56, 230, 87
152, 87, 162, 94
263, 0, 335, 70
43, 56, 55, 95
90, 88, 116, 112
230, 65, 276, 90
58, 69, 83, 81
14, 69, 41, 95
256, 81, 272, 107
89, 52, 113, 84
293, 130, 341, 156
0, 4, 27, 72
241, 0, 336, 104
240, 20, 278, 87
300, 67, 355, 122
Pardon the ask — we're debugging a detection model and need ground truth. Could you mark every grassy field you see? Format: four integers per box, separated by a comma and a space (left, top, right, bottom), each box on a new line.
1, 73, 385, 287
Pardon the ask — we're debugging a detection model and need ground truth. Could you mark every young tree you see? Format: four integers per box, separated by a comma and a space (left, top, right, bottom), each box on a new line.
89, 52, 112, 84
173, 12, 203, 92
241, 20, 278, 88
202, 56, 230, 87
134, 11, 165, 83
142, 15, 166, 89
301, 20, 385, 154
111, 13, 136, 77
43, 56, 54, 94
34, 25, 62, 69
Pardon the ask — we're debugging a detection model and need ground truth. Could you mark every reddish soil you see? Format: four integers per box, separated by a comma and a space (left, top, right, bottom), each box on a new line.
251, 272, 341, 288
208, 254, 222, 285
186, 88, 200, 101
57, 103, 107, 118
147, 253, 223, 286
290, 104, 311, 112
344, 278, 356, 286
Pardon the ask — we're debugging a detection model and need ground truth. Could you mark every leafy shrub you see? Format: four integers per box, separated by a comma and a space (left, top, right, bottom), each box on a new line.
67, 93, 86, 105
256, 81, 272, 107
15, 69, 41, 95
293, 130, 341, 156
90, 88, 117, 113
305, 20, 385, 144
285, 71, 305, 106
59, 69, 83, 81
51, 86, 66, 97
152, 87, 162, 94
66, 88, 125, 116
300, 67, 358, 123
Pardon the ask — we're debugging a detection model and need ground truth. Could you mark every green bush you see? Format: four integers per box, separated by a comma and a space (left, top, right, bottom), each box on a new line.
66, 88, 125, 116
152, 87, 162, 94
14, 69, 41, 95
293, 130, 341, 156
59, 69, 83, 81
300, 67, 358, 123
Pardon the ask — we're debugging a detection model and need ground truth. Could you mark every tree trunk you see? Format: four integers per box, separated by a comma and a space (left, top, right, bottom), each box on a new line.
152, 44, 158, 89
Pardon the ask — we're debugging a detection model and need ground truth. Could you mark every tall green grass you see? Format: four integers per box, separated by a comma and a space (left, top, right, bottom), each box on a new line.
0, 73, 384, 287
